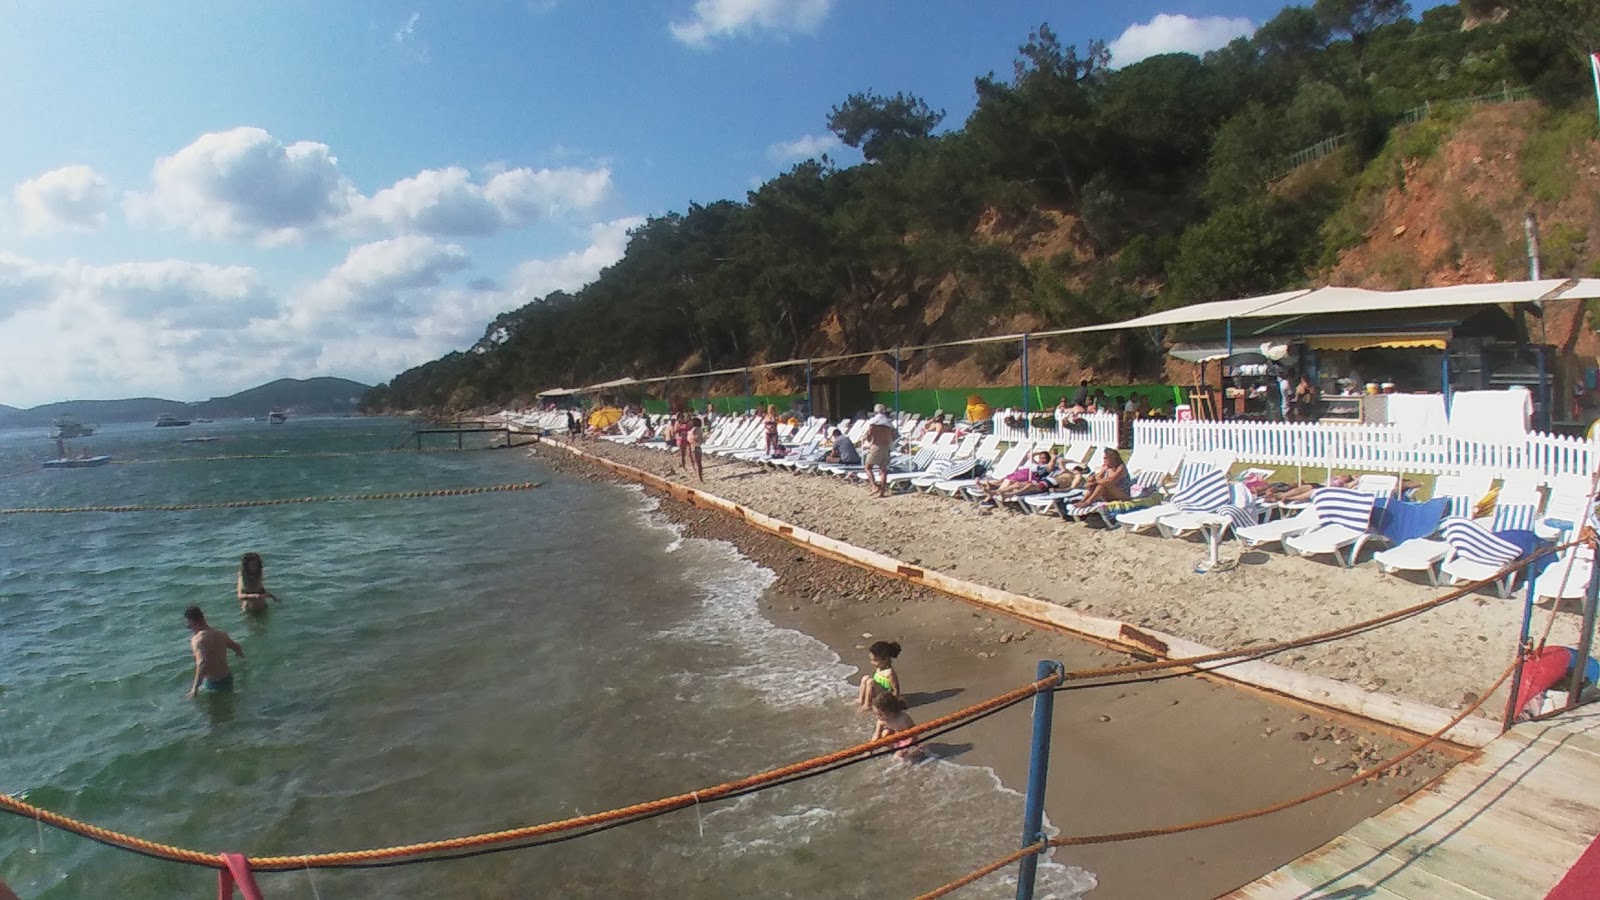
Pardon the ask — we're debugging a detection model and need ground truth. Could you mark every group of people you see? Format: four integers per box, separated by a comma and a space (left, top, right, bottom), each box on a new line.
182, 552, 279, 699
855, 640, 926, 762
969, 447, 1131, 508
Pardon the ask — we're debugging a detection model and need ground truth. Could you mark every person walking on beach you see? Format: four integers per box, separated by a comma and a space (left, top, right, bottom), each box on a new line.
236, 551, 278, 614
184, 606, 243, 698
857, 640, 902, 709
675, 414, 693, 468
687, 416, 705, 482
862, 406, 897, 498
762, 405, 782, 457
872, 693, 927, 763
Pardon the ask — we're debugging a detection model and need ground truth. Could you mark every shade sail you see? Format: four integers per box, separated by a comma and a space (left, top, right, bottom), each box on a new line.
582, 376, 639, 391
1066, 289, 1312, 333
1305, 333, 1450, 351
1168, 343, 1232, 363
536, 387, 579, 397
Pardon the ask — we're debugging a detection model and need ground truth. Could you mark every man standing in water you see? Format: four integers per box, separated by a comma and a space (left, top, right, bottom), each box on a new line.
184, 605, 243, 698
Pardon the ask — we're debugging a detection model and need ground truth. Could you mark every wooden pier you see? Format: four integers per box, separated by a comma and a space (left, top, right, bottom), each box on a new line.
412, 420, 519, 450
1225, 703, 1600, 899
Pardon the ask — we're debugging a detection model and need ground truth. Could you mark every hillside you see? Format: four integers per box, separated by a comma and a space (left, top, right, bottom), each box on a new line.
363, 1, 1598, 413
0, 377, 371, 428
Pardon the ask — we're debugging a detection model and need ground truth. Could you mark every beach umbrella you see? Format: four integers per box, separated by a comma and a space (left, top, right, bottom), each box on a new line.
588, 406, 624, 430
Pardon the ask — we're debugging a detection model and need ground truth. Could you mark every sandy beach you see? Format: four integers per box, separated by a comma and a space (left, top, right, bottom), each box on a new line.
534, 445, 1461, 900
540, 434, 1582, 721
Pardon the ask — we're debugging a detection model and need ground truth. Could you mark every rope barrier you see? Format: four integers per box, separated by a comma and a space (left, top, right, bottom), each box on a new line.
112, 446, 509, 466
913, 659, 1520, 900
0, 539, 1572, 877
0, 482, 543, 515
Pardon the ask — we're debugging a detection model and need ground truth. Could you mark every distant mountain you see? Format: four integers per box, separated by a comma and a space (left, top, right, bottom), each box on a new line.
0, 378, 371, 428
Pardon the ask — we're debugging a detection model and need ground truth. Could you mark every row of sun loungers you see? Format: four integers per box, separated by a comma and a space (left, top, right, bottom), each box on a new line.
509, 408, 1596, 601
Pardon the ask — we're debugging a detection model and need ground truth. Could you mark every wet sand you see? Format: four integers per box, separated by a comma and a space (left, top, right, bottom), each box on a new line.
535, 446, 1456, 900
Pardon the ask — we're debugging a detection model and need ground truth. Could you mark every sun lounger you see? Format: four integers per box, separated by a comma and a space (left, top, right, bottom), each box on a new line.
1236, 507, 1319, 551
935, 442, 1033, 498
1282, 488, 1380, 567
1438, 516, 1528, 598
1533, 544, 1595, 606
1535, 474, 1593, 541
1118, 468, 1231, 533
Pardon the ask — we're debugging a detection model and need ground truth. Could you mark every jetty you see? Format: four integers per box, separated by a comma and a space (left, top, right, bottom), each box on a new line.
1227, 703, 1600, 899
410, 419, 520, 450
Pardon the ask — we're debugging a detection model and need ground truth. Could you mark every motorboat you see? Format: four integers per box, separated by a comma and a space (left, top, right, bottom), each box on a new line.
42, 455, 111, 469
268, 409, 288, 424
50, 416, 96, 439
155, 414, 191, 427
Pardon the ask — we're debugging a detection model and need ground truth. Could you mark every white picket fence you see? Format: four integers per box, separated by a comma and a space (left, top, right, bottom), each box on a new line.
992, 411, 1120, 449
1133, 419, 1599, 482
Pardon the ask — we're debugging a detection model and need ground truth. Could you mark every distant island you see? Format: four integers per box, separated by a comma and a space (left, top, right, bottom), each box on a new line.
0, 378, 372, 428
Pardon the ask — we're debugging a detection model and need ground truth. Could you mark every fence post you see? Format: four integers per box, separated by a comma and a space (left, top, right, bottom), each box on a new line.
1505, 574, 1539, 728
1568, 544, 1600, 709
1020, 333, 1031, 432
893, 346, 902, 422
1016, 659, 1065, 900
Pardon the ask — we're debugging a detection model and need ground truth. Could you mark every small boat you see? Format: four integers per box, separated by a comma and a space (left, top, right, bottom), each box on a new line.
268, 409, 288, 424
42, 455, 112, 469
155, 414, 191, 427
50, 416, 96, 439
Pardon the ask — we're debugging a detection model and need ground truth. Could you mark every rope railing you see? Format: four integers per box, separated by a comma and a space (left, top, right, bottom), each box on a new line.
0, 539, 1565, 880
913, 659, 1520, 900
0, 482, 544, 515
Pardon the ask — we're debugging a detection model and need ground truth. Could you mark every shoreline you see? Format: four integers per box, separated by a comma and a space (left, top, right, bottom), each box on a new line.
532, 444, 1455, 900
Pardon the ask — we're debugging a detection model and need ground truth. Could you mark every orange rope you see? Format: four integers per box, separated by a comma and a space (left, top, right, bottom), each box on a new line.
0, 541, 1568, 872
912, 659, 1519, 900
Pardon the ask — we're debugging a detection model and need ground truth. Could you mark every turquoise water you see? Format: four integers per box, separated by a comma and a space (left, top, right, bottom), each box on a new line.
0, 418, 1093, 898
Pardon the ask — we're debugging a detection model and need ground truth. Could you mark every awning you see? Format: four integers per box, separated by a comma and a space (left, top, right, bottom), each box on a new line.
582, 376, 639, 391
1069, 289, 1312, 333
1305, 333, 1450, 351
1168, 343, 1232, 363
536, 387, 579, 397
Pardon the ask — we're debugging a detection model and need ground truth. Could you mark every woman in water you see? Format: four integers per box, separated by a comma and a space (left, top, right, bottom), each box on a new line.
236, 552, 279, 614
857, 640, 902, 710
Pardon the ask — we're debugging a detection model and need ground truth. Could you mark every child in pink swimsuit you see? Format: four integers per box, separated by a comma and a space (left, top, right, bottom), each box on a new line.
872, 693, 926, 762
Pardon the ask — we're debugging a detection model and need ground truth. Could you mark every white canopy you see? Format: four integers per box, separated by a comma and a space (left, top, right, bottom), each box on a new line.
582, 376, 639, 391
536, 387, 579, 397
1068, 289, 1311, 333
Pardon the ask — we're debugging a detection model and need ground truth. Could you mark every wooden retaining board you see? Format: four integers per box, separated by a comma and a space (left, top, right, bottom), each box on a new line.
1224, 706, 1600, 899
548, 440, 1502, 747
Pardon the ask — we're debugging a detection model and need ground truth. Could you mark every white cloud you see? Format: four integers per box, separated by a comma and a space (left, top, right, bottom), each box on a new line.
392, 11, 430, 63
296, 236, 470, 325
766, 133, 841, 164
670, 0, 833, 47
353, 165, 612, 237
13, 165, 112, 234
502, 216, 643, 301
128, 126, 358, 244
1108, 13, 1254, 66
127, 127, 611, 243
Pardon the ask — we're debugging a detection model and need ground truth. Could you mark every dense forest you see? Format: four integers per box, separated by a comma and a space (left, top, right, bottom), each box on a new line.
363, 0, 1598, 413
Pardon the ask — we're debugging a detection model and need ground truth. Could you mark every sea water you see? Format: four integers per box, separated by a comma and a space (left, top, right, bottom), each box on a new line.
0, 418, 1094, 898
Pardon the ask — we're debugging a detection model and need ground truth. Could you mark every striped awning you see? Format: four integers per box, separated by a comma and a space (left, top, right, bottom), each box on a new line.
1305, 333, 1449, 351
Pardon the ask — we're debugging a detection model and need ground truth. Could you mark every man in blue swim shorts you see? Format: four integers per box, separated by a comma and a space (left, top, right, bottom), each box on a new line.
184, 605, 243, 698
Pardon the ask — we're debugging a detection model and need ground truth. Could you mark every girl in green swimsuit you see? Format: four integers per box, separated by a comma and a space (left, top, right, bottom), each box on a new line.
857, 640, 902, 710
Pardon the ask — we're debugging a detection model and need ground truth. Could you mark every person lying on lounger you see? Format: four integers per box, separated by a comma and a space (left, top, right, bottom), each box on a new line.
1078, 449, 1133, 506
976, 451, 1057, 506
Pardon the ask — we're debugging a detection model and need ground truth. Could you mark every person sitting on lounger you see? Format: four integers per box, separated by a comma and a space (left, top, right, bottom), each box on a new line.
824, 428, 860, 465
1078, 448, 1133, 506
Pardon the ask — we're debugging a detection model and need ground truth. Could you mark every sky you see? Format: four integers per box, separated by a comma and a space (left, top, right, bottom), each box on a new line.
2, 0, 1381, 408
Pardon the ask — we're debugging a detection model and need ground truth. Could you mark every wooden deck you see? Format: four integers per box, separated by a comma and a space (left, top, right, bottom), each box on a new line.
1224, 704, 1600, 900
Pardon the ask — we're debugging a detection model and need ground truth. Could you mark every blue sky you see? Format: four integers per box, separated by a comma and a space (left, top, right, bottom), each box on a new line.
1, 0, 1401, 407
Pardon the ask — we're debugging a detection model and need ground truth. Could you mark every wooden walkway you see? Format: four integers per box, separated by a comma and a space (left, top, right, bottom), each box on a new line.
1225, 704, 1600, 900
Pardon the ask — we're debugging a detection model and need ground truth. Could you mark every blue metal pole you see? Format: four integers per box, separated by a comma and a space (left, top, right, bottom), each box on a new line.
1441, 349, 1451, 405
1016, 659, 1064, 900
1504, 574, 1539, 728
1021, 334, 1031, 432
805, 358, 813, 418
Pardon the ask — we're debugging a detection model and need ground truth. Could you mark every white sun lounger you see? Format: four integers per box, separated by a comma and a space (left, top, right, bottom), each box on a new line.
1281, 488, 1379, 567
934, 442, 1032, 498
1438, 516, 1527, 598
1236, 507, 1319, 551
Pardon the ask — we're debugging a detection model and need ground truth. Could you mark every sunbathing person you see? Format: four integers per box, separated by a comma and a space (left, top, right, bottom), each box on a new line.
976, 451, 1056, 506
1078, 448, 1133, 506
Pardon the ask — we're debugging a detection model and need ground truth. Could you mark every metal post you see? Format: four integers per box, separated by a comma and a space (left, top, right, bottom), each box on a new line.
1016, 659, 1064, 900
1504, 574, 1539, 728
893, 346, 902, 421
744, 369, 752, 414
1568, 543, 1600, 707
1537, 346, 1550, 431
1020, 334, 1031, 431
805, 358, 813, 418
1441, 350, 1452, 405
1525, 211, 1542, 280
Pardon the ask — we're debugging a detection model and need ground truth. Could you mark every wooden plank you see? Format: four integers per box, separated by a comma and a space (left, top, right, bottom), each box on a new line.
1344, 812, 1576, 892
1379, 790, 1596, 860
1279, 832, 1505, 899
